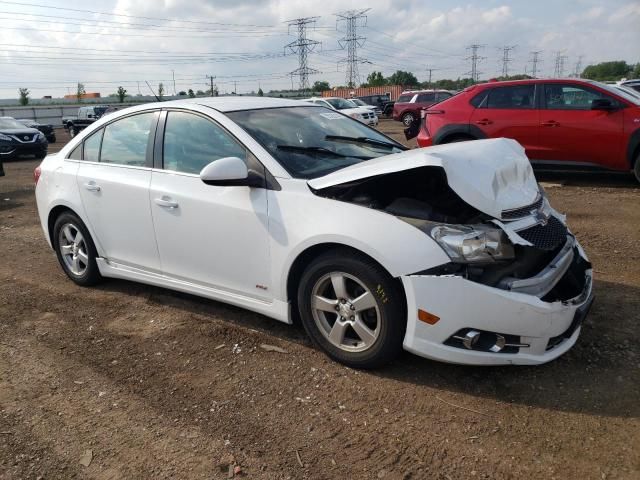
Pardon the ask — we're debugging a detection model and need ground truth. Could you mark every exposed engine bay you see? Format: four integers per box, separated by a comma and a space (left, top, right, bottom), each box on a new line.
311, 166, 485, 225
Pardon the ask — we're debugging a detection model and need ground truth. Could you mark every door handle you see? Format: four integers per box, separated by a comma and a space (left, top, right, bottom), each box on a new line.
541, 120, 560, 127
83, 181, 101, 192
475, 118, 493, 125
154, 196, 179, 209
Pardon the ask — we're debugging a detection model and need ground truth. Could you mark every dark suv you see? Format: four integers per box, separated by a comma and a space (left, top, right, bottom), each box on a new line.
356, 93, 394, 117
392, 90, 453, 126
17, 119, 56, 143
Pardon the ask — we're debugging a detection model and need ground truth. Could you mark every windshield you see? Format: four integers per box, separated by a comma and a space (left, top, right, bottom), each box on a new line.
350, 99, 366, 106
226, 106, 405, 179
0, 117, 29, 129
325, 98, 357, 110
596, 82, 640, 106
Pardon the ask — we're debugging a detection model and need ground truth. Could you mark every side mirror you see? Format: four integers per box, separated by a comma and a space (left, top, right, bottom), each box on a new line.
591, 98, 617, 111
200, 156, 263, 188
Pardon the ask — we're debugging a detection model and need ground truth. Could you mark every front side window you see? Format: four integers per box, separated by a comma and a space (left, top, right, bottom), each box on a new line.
163, 111, 246, 175
486, 85, 535, 109
100, 113, 156, 166
83, 130, 103, 162
544, 84, 611, 110
227, 106, 405, 179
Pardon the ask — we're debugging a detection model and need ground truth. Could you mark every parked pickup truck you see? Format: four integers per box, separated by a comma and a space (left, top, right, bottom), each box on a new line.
62, 105, 114, 138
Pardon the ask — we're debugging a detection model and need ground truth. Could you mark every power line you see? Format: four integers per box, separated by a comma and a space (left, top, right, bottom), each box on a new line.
284, 17, 321, 91
336, 9, 370, 88
529, 50, 543, 78
499, 45, 517, 77
466, 44, 486, 82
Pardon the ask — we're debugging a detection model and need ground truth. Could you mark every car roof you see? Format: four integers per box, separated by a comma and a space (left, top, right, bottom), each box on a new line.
471, 78, 605, 89
171, 96, 319, 112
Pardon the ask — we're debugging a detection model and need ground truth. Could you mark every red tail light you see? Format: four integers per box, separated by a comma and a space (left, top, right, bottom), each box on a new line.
34, 165, 42, 185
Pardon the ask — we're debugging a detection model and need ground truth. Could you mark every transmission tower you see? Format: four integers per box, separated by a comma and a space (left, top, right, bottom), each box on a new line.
573, 55, 584, 78
529, 50, 542, 78
500, 45, 517, 77
466, 44, 486, 83
553, 50, 568, 78
284, 17, 320, 91
336, 9, 370, 88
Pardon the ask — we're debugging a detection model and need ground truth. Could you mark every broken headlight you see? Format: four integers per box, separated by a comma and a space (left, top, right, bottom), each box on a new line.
428, 224, 515, 264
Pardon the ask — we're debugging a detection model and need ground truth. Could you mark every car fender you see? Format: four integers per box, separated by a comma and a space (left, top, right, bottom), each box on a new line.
626, 127, 640, 167
267, 183, 451, 301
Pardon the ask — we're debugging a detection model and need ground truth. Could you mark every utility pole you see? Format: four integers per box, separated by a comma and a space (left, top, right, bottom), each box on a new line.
466, 44, 486, 83
336, 9, 370, 88
425, 67, 441, 89
500, 45, 517, 77
529, 50, 542, 78
171, 69, 176, 95
284, 17, 321, 91
234, 80, 238, 95
206, 75, 216, 97
137, 81, 141, 95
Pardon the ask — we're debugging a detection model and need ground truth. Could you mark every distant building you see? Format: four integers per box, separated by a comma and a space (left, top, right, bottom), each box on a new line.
63, 92, 101, 100
322, 85, 406, 101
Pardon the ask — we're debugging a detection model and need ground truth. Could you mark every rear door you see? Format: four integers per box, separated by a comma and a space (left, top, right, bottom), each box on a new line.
469, 83, 541, 158
76, 111, 161, 271
535, 82, 625, 168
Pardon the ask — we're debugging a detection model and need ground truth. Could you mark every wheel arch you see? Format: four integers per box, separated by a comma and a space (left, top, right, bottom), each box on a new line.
627, 128, 640, 168
433, 124, 486, 145
47, 205, 76, 246
285, 242, 407, 318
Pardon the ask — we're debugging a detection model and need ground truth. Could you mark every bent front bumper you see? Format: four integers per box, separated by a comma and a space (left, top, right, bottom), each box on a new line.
401, 239, 593, 365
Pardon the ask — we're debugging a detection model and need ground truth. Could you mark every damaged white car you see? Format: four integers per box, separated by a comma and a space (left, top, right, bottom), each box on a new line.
34, 98, 594, 368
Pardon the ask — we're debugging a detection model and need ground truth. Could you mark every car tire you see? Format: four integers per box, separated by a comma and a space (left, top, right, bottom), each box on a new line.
53, 212, 102, 286
297, 249, 406, 369
443, 135, 475, 144
634, 152, 640, 184
47, 135, 56, 143
69, 127, 77, 138
401, 112, 415, 127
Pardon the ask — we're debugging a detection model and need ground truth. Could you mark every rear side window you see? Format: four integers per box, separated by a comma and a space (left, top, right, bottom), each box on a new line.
436, 92, 452, 102
163, 111, 246, 175
83, 130, 103, 162
100, 113, 156, 167
416, 93, 436, 103
68, 144, 82, 160
544, 84, 610, 110
487, 85, 535, 109
397, 94, 414, 103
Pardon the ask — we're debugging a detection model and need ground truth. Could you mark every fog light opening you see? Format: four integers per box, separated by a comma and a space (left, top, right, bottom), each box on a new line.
447, 329, 528, 354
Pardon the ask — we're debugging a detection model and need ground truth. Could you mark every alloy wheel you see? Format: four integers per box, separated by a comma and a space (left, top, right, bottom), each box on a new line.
310, 272, 380, 352
58, 223, 89, 277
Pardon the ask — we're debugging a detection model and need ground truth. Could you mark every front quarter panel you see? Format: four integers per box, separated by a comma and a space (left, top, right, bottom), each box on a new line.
267, 180, 451, 301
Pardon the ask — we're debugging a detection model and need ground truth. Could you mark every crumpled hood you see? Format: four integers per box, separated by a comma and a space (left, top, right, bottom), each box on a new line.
307, 137, 540, 219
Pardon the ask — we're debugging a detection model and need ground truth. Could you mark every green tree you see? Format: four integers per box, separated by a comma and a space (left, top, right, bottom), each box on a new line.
18, 87, 30, 106
365, 71, 386, 86
630, 63, 640, 78
312, 80, 330, 91
116, 86, 127, 103
76, 82, 86, 103
158, 82, 165, 100
257, 87, 264, 97
581, 61, 633, 81
188, 89, 196, 98
387, 70, 419, 86
178, 90, 187, 96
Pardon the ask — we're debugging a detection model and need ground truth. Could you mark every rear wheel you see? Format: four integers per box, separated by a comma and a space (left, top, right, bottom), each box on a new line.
442, 135, 475, 144
401, 112, 415, 127
53, 212, 102, 286
634, 152, 640, 184
68, 126, 77, 138
297, 250, 405, 369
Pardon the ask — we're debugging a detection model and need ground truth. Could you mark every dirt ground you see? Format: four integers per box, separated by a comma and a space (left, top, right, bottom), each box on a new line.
1, 122, 639, 479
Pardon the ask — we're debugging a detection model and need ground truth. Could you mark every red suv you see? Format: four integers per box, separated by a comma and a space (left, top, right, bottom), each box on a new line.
416, 79, 640, 182
393, 90, 452, 127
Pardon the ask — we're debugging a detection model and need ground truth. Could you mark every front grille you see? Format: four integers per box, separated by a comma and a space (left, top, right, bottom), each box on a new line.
11, 133, 37, 143
517, 216, 567, 251
502, 195, 544, 220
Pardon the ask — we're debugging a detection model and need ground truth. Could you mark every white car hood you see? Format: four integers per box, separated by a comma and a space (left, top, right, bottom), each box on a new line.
307, 138, 540, 219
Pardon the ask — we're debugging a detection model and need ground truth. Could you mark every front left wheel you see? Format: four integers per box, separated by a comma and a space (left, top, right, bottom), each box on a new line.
53, 212, 102, 286
297, 250, 406, 369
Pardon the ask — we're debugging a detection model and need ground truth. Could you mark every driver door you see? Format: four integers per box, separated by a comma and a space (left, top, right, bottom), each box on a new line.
149, 110, 271, 300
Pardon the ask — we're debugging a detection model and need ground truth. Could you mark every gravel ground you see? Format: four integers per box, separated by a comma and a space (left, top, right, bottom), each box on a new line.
1, 122, 639, 479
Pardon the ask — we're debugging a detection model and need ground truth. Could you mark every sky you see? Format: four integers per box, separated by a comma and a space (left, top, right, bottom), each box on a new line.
0, 0, 638, 99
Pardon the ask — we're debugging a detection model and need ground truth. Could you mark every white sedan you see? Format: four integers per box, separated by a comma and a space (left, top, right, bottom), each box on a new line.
303, 97, 378, 126
34, 97, 593, 368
